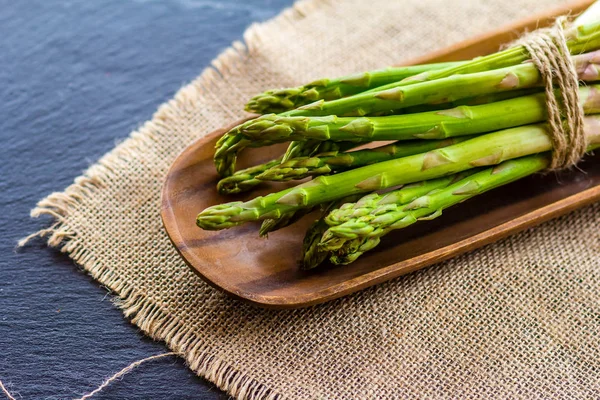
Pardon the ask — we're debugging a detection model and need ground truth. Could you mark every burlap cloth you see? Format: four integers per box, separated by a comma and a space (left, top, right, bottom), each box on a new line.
32, 0, 600, 398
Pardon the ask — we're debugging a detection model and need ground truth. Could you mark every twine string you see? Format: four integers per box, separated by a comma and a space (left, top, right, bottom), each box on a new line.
0, 380, 16, 400
515, 17, 587, 169
0, 352, 179, 400
74, 352, 179, 400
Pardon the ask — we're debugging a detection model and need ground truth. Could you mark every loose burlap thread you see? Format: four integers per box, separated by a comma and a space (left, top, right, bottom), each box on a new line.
30, 0, 600, 399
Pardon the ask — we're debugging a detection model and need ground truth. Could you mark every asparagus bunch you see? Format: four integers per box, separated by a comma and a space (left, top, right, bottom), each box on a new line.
196, 17, 600, 269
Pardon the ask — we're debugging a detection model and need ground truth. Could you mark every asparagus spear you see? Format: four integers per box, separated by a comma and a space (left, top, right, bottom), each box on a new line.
236, 89, 538, 173
278, 88, 542, 163
258, 137, 470, 182
217, 158, 282, 195
218, 141, 361, 195
236, 87, 600, 144
325, 155, 551, 263
300, 195, 364, 269
245, 62, 464, 114
196, 116, 600, 230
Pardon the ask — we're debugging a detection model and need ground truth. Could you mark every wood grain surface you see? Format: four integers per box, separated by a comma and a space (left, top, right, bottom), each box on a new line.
161, 0, 600, 309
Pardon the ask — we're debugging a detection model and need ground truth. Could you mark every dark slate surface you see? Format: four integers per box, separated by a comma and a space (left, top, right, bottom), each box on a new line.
0, 1, 294, 398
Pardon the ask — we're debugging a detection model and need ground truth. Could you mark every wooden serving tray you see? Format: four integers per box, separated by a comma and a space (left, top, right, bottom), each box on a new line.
161, 0, 599, 309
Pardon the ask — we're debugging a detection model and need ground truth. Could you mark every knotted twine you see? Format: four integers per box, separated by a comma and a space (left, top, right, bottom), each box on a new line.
515, 17, 587, 169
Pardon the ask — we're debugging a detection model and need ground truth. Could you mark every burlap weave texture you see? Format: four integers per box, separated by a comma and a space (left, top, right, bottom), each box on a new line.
33, 0, 600, 398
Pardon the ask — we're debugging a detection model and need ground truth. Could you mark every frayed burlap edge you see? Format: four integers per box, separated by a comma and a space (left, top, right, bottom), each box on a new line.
22, 1, 336, 398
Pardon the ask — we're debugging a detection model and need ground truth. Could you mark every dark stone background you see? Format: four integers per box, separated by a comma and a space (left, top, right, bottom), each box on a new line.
0, 1, 293, 398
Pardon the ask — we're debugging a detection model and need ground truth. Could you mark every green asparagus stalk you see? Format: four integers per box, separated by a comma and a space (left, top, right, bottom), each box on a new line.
258, 137, 470, 182
279, 88, 541, 162
383, 87, 542, 115
441, 88, 541, 107
325, 155, 550, 263
197, 116, 600, 230
245, 62, 464, 114
242, 89, 539, 171
239, 88, 584, 144
217, 158, 282, 195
